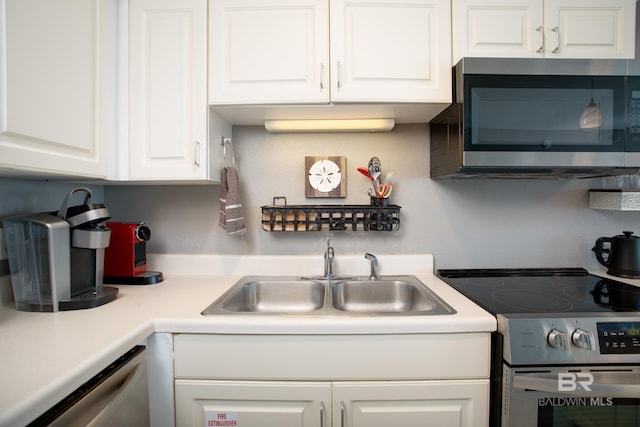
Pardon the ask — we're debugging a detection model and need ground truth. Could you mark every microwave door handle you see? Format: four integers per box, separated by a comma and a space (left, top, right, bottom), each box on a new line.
512, 373, 640, 398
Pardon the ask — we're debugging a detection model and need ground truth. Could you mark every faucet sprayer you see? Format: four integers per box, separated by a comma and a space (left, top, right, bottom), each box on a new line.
364, 253, 379, 280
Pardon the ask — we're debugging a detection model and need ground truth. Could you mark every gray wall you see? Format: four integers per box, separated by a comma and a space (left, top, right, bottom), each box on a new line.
0, 181, 104, 218
99, 124, 637, 270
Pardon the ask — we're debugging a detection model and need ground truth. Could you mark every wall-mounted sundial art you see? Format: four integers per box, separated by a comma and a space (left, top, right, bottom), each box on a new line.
305, 156, 346, 198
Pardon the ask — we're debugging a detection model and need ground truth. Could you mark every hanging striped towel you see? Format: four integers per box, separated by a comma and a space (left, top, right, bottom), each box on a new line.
223, 166, 247, 236
218, 167, 227, 229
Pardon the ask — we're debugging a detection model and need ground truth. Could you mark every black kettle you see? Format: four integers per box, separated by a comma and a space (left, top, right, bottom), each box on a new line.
592, 231, 640, 278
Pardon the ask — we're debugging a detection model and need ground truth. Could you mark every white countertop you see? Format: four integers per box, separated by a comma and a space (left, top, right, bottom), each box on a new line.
0, 254, 496, 426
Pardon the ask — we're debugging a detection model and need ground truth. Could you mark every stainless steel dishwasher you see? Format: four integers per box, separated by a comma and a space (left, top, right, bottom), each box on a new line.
28, 345, 150, 426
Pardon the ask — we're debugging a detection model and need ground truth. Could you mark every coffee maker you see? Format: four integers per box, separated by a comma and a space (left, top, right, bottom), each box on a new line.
4, 188, 118, 312
104, 222, 163, 285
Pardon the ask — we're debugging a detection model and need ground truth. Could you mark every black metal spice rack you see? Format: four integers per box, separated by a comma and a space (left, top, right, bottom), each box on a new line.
261, 199, 400, 232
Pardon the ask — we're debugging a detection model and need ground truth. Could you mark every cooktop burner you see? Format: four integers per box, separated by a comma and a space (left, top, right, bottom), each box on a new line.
437, 268, 640, 315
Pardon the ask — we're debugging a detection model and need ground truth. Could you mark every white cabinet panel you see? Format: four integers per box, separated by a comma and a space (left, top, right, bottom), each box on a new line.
209, 0, 329, 104
334, 380, 489, 427
0, 0, 115, 178
545, 0, 635, 58
330, 0, 451, 102
453, 0, 542, 61
175, 380, 331, 427
453, 0, 635, 62
129, 0, 211, 181
175, 379, 489, 427
209, 0, 451, 107
173, 333, 490, 380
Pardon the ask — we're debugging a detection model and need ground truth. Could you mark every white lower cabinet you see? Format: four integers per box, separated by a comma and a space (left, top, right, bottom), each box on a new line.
175, 379, 488, 427
175, 380, 330, 427
173, 333, 491, 427
333, 381, 487, 427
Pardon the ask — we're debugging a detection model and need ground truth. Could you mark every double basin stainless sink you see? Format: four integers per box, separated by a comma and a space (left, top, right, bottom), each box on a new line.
202, 275, 456, 316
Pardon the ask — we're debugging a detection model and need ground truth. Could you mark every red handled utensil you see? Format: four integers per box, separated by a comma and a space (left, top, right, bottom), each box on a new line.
357, 167, 374, 181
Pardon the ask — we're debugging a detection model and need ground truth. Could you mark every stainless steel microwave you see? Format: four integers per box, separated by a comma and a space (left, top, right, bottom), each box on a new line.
430, 58, 640, 179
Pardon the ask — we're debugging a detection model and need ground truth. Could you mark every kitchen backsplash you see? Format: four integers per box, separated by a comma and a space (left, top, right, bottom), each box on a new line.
103, 124, 634, 270
0, 124, 635, 271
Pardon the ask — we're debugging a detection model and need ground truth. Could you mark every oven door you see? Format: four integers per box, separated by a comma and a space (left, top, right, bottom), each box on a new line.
503, 366, 640, 427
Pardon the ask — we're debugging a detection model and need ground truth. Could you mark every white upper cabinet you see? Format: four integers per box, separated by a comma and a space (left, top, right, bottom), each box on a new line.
209, 0, 451, 106
128, 0, 219, 182
453, 0, 636, 62
330, 0, 451, 103
544, 0, 636, 59
209, 0, 329, 104
0, 0, 116, 178
452, 0, 542, 60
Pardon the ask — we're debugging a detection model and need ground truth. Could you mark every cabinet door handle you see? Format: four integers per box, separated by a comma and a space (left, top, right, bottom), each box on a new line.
337, 61, 342, 88
320, 62, 325, 89
340, 401, 345, 427
551, 26, 560, 53
320, 401, 325, 427
194, 141, 200, 167
536, 26, 544, 53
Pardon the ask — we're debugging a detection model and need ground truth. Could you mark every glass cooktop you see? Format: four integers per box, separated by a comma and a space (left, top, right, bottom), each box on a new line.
437, 268, 640, 315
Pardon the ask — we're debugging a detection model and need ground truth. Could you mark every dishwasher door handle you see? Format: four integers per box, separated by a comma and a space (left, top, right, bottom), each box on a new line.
85, 361, 148, 426
44, 347, 150, 427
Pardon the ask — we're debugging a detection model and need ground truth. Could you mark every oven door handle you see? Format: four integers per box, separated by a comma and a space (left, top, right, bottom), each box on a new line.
513, 373, 640, 398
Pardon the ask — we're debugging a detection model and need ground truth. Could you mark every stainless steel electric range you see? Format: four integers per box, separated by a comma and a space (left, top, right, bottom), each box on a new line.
437, 268, 640, 427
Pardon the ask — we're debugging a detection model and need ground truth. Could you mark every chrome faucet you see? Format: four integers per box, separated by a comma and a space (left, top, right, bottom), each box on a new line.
365, 253, 379, 280
324, 237, 335, 279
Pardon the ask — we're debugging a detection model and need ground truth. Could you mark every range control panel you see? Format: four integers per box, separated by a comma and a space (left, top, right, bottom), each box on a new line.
597, 321, 640, 354
498, 316, 640, 365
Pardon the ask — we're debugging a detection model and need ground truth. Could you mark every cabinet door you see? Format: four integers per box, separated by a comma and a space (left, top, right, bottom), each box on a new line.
333, 380, 489, 427
209, 0, 329, 105
452, 0, 543, 62
545, 0, 635, 58
0, 0, 115, 178
175, 380, 331, 427
330, 0, 451, 103
129, 0, 209, 180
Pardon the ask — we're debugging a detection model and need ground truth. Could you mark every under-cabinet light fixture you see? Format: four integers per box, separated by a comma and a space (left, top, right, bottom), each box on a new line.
264, 118, 395, 133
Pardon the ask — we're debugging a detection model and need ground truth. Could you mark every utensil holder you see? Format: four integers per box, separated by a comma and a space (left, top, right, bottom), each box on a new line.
370, 196, 389, 207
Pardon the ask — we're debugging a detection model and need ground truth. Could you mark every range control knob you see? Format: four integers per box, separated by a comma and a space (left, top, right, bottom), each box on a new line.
547, 329, 570, 351
572, 329, 595, 350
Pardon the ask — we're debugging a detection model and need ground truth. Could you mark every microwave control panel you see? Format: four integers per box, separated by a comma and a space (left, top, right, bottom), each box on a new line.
628, 76, 640, 148
597, 321, 640, 354
629, 92, 640, 143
